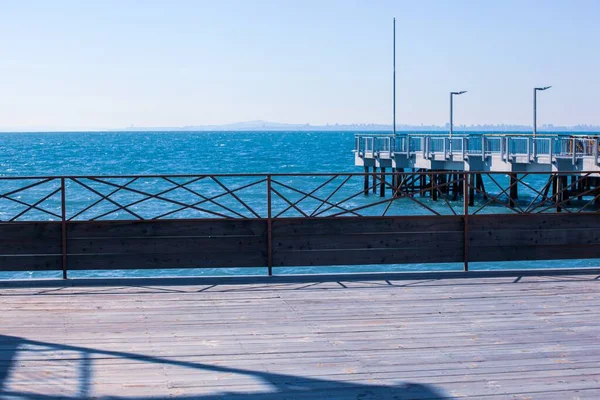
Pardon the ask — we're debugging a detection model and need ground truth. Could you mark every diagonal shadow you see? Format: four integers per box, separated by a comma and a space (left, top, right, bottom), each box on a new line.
0, 335, 451, 399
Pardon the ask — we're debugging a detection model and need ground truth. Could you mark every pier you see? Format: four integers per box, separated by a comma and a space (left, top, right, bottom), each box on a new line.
354, 133, 600, 208
354, 133, 600, 172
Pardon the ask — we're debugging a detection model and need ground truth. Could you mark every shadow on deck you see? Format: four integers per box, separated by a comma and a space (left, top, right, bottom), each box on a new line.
0, 335, 449, 399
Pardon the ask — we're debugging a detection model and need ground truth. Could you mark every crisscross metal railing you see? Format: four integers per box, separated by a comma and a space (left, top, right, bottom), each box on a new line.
1, 171, 600, 222
2, 171, 600, 279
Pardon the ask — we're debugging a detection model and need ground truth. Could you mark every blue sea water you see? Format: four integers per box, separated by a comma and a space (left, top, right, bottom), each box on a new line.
1, 131, 358, 176
0, 131, 598, 279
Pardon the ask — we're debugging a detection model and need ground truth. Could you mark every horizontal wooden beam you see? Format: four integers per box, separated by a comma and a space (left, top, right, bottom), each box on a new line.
0, 214, 598, 272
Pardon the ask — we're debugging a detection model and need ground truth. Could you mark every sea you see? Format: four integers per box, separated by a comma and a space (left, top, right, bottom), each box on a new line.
1, 130, 598, 280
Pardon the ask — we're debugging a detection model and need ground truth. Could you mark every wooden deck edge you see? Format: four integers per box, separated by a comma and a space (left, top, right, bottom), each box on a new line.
0, 267, 599, 288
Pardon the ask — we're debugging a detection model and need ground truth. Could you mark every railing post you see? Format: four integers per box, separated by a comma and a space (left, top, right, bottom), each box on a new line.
267, 175, 273, 276
527, 138, 531, 162
594, 138, 599, 165
60, 177, 68, 280
443, 138, 447, 160
463, 172, 469, 272
481, 136, 485, 161
572, 138, 577, 165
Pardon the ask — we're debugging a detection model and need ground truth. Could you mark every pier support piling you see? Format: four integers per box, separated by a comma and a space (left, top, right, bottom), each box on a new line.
363, 166, 369, 195
509, 174, 518, 208
380, 167, 386, 197
562, 176, 570, 206
475, 174, 488, 200
468, 174, 475, 206
552, 176, 562, 212
431, 172, 438, 201
440, 173, 447, 194
451, 173, 460, 201
394, 168, 404, 197
372, 168, 377, 194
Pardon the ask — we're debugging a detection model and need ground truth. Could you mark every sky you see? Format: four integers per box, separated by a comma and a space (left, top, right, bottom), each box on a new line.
0, 0, 599, 130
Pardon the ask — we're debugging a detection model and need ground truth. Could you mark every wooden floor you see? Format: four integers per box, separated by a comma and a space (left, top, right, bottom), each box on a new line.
1, 274, 600, 399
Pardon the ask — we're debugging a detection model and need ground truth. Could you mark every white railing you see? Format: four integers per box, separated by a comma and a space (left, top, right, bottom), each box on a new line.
354, 133, 600, 165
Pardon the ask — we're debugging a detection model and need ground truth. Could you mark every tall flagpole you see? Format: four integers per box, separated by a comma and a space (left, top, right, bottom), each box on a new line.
393, 17, 396, 136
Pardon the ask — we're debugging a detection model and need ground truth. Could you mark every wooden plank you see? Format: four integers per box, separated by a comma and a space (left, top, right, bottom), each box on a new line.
469, 228, 600, 247
0, 255, 62, 271
274, 232, 464, 251
471, 244, 600, 262
0, 222, 62, 255
0, 238, 62, 255
469, 213, 600, 231
0, 222, 61, 239
468, 213, 600, 262
68, 251, 267, 270
272, 216, 464, 266
67, 236, 267, 254
273, 248, 463, 266
272, 216, 464, 236
67, 219, 267, 238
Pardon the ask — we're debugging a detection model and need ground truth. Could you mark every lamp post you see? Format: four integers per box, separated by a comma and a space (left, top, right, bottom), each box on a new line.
533, 86, 551, 138
450, 91, 467, 139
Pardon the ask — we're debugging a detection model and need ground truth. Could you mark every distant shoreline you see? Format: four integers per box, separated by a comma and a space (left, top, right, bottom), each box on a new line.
2, 128, 600, 134
1, 120, 600, 134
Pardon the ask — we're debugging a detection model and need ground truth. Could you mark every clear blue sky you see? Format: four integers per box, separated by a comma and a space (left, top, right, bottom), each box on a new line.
0, 0, 598, 130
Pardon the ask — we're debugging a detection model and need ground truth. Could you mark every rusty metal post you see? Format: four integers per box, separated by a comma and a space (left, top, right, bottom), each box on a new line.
267, 175, 273, 276
60, 178, 68, 280
463, 172, 469, 272
363, 166, 369, 195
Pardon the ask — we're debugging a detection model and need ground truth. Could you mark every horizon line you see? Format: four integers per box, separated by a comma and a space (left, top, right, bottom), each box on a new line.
1, 120, 600, 133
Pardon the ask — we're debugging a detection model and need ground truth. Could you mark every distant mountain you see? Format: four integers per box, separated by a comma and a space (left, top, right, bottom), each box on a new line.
123, 120, 394, 132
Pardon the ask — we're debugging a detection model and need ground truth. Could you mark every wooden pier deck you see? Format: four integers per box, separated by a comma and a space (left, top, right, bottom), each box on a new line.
1, 274, 600, 399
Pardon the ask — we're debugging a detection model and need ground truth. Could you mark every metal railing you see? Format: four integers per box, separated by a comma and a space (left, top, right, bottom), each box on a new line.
2, 172, 600, 278
355, 133, 600, 164
1, 171, 600, 223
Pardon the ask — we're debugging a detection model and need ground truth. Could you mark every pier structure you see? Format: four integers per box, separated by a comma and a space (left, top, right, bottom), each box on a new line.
355, 133, 600, 173
354, 132, 600, 206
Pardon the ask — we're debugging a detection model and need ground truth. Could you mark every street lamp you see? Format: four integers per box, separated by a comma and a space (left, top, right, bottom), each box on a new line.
450, 91, 467, 138
533, 86, 551, 137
